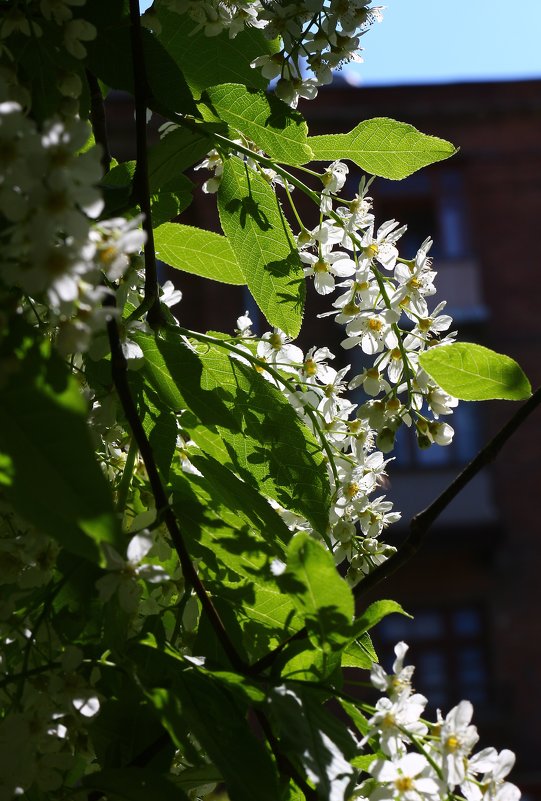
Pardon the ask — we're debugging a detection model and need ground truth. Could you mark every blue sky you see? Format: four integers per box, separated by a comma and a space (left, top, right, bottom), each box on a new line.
141, 0, 541, 86
343, 0, 541, 86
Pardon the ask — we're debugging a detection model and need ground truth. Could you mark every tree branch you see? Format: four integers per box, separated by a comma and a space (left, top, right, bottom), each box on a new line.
127, 0, 164, 328
105, 305, 248, 674
86, 70, 111, 174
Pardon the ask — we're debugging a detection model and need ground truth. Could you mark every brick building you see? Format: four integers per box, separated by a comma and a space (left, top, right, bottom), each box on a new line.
108, 78, 541, 794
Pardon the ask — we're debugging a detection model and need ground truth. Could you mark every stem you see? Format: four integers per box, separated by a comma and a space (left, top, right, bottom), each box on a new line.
116, 437, 138, 514
105, 303, 247, 673
176, 326, 339, 485
255, 709, 319, 801
354, 384, 541, 599
283, 179, 305, 232
86, 70, 111, 174
127, 0, 164, 328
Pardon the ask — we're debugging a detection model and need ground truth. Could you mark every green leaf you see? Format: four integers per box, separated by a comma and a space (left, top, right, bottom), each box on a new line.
309, 118, 457, 180
268, 685, 357, 801
341, 633, 377, 669
279, 640, 342, 683
83, 11, 197, 119
419, 342, 532, 401
148, 127, 214, 190
100, 161, 193, 224
134, 331, 330, 532
338, 699, 370, 738
354, 599, 411, 638
142, 397, 178, 482
82, 768, 189, 801
235, 583, 302, 657
204, 83, 313, 166
191, 453, 291, 548
218, 158, 304, 336
171, 471, 286, 585
170, 765, 222, 792
148, 669, 281, 801
0, 334, 121, 565
157, 8, 275, 97
153, 223, 245, 284
282, 533, 354, 652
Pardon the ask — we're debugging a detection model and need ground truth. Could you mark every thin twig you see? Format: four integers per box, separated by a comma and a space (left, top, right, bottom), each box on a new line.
128, 0, 164, 328
354, 384, 541, 599
86, 70, 111, 174
255, 709, 319, 801
105, 304, 248, 674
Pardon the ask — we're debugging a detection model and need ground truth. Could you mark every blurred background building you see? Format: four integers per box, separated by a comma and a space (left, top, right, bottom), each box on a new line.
107, 75, 541, 795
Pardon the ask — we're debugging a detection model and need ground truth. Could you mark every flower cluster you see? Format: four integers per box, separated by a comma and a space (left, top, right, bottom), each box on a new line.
154, 0, 383, 107
0, 88, 149, 356
354, 642, 520, 801
225, 159, 458, 584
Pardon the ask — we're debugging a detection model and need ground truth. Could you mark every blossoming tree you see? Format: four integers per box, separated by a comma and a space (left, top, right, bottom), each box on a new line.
0, 1, 538, 800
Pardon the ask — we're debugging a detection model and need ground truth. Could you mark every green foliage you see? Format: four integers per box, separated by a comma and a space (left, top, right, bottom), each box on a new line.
0, 329, 120, 565
0, 2, 531, 800
268, 685, 358, 801
218, 157, 305, 336
309, 118, 457, 179
84, 3, 197, 119
133, 330, 330, 531
156, 8, 275, 97
148, 127, 214, 189
82, 768, 190, 801
203, 83, 313, 165
153, 223, 245, 284
419, 342, 532, 400
282, 533, 354, 652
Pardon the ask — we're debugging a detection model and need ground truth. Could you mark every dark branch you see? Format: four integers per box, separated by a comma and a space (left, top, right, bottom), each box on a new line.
251, 385, 541, 673
86, 70, 111, 174
128, 0, 164, 328
354, 384, 541, 599
105, 304, 248, 674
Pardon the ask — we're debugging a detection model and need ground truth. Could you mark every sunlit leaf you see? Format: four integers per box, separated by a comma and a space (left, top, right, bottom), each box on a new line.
153, 223, 245, 284
309, 118, 456, 179
218, 158, 304, 335
281, 533, 354, 652
156, 8, 275, 96
419, 342, 531, 400
203, 83, 313, 165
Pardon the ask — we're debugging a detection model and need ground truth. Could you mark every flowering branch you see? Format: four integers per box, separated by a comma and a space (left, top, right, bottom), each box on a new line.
354, 383, 541, 599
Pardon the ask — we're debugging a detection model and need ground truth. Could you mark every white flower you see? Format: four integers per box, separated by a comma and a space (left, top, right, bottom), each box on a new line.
363, 692, 428, 756
369, 752, 439, 801
236, 310, 254, 337
300, 247, 356, 295
343, 308, 399, 355
463, 749, 520, 801
321, 160, 349, 195
92, 216, 146, 281
96, 532, 169, 613
432, 700, 479, 787
257, 329, 303, 372
301, 346, 334, 383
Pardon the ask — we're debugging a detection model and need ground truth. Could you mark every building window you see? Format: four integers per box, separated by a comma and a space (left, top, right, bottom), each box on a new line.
372, 605, 491, 712
393, 401, 481, 470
